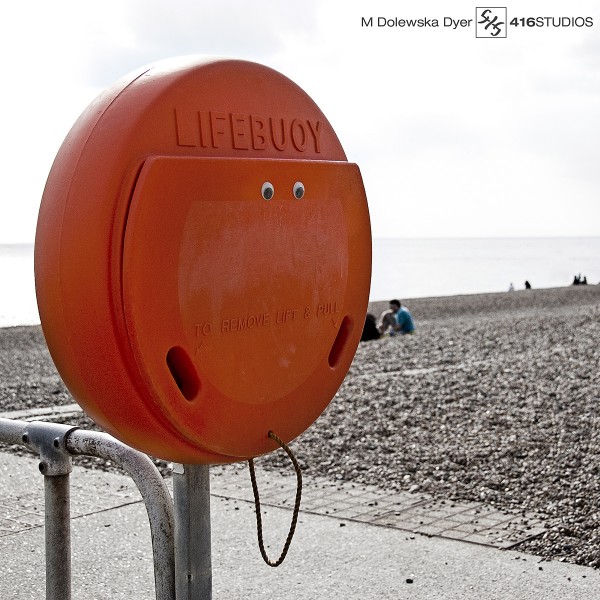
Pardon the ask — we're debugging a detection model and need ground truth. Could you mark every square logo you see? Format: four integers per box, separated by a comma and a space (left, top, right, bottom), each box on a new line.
476, 7, 507, 38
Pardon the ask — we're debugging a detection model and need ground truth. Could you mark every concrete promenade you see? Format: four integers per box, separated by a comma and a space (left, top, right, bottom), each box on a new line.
1, 451, 599, 599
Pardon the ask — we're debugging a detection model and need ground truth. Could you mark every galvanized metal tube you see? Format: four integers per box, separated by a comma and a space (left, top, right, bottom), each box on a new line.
44, 474, 72, 600
66, 429, 175, 600
173, 464, 212, 600
0, 418, 74, 599
0, 416, 27, 445
0, 419, 176, 600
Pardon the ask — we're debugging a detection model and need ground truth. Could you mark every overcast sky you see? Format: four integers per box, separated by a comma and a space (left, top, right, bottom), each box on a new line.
1, 0, 599, 243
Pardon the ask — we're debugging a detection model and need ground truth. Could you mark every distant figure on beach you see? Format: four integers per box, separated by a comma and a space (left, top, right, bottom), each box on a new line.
361, 313, 381, 342
572, 273, 590, 286
525, 280, 532, 290
379, 299, 415, 336
508, 282, 514, 292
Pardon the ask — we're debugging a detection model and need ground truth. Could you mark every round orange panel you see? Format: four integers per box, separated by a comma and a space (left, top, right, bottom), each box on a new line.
35, 57, 371, 463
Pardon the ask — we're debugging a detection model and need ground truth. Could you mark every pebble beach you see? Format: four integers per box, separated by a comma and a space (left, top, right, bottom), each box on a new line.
1, 284, 599, 567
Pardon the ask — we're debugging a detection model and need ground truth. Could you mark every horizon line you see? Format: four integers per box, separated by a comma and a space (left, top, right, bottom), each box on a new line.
2, 234, 600, 246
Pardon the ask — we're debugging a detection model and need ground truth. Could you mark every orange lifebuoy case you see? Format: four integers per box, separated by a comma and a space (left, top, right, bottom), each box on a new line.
35, 58, 371, 463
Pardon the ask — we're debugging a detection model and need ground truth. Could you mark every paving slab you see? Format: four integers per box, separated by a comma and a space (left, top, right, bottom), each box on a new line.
212, 463, 547, 550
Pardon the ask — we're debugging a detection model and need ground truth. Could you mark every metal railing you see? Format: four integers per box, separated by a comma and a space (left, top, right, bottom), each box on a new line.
0, 417, 212, 600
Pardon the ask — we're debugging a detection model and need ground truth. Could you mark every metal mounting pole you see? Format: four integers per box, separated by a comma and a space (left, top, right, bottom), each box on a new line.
44, 474, 72, 600
23, 421, 79, 600
173, 464, 212, 599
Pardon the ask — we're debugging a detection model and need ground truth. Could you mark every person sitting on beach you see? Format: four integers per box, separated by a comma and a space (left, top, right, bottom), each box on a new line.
378, 301, 399, 335
525, 280, 532, 290
361, 313, 381, 342
392, 301, 416, 335
379, 299, 415, 335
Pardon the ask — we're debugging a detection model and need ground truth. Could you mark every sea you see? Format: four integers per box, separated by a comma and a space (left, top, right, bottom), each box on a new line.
1, 238, 599, 328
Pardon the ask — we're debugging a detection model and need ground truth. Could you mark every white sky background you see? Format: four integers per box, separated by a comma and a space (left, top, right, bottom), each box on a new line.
0, 0, 599, 243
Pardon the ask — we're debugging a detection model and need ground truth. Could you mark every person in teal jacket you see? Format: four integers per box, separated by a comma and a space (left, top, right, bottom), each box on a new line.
392, 299, 415, 335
